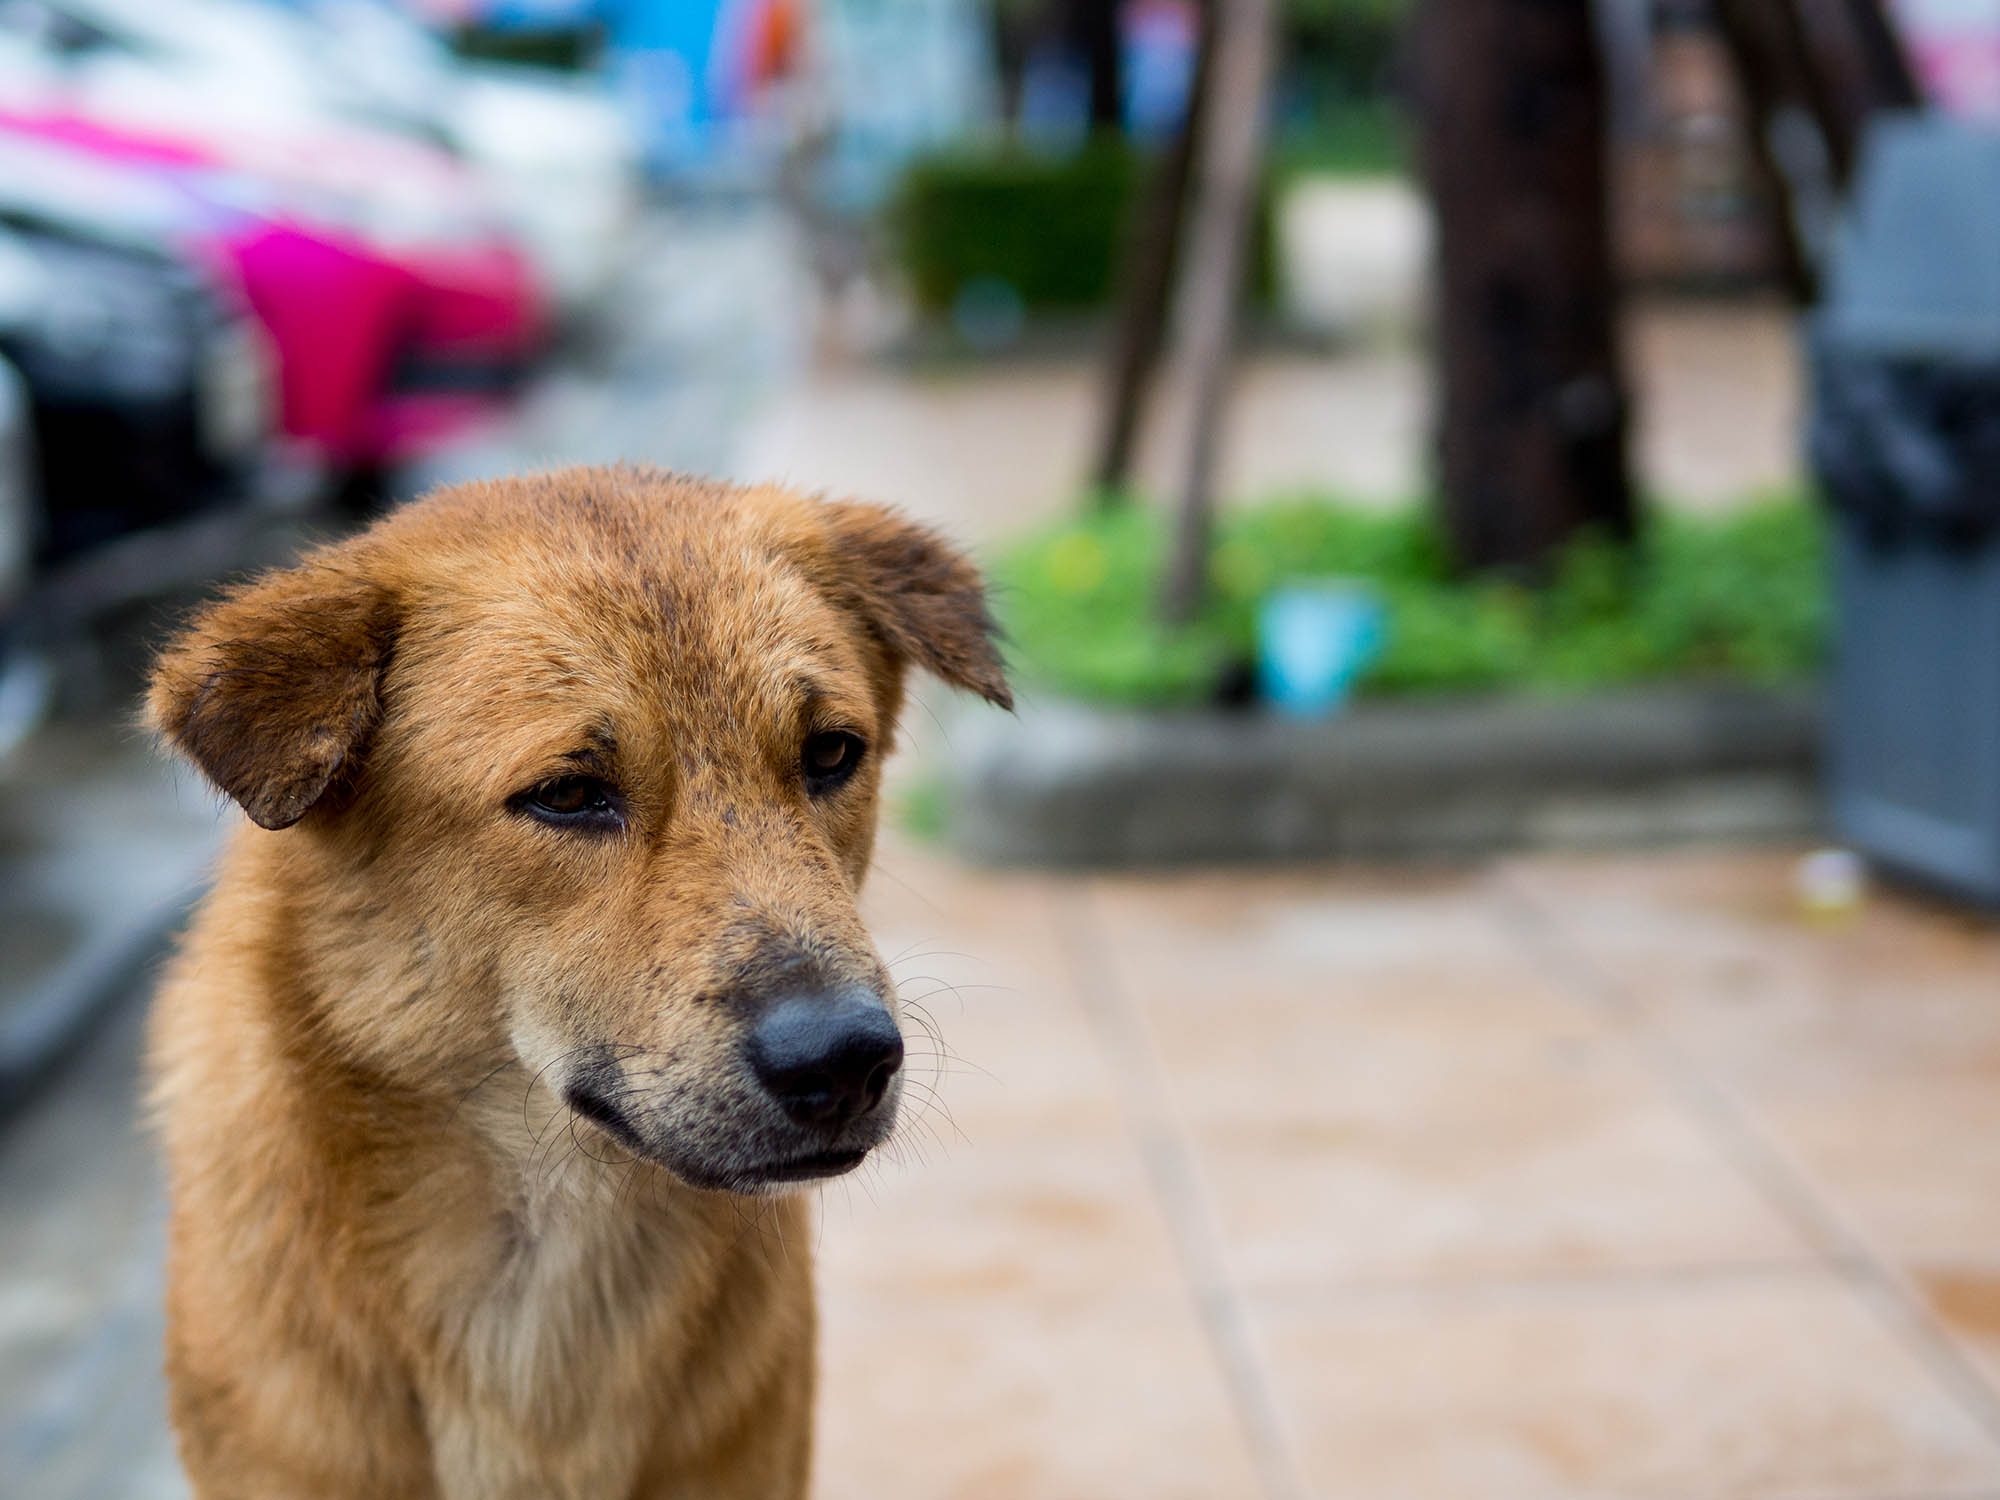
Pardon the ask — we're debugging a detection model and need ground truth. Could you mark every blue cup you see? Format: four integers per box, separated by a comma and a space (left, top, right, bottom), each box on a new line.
1256, 583, 1386, 718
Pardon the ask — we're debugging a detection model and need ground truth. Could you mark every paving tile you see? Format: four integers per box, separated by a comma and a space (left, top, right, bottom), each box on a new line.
814, 1288, 1263, 1500
814, 1131, 1189, 1305
1757, 1074, 2000, 1265
1089, 871, 1813, 1286
1918, 1266, 2000, 1400
1502, 850, 2000, 1090
825, 847, 1266, 1496
1087, 866, 1524, 976
1178, 1055, 1812, 1288
1252, 1270, 2000, 1500
1507, 852, 2000, 1269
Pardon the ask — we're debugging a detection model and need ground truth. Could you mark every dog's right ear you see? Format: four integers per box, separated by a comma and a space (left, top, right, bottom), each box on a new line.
811, 499, 1013, 711
147, 562, 395, 831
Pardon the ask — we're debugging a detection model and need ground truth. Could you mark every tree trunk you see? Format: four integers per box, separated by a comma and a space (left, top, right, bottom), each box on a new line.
1089, 0, 1217, 502
1706, 0, 1821, 302
1071, 0, 1125, 131
1790, 0, 1921, 164
1159, 0, 1276, 624
1415, 0, 1635, 575
1710, 0, 1918, 299
1834, 0, 1921, 109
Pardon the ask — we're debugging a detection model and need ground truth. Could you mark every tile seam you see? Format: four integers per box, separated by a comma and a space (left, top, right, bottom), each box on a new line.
1495, 865, 2000, 1454
1054, 883, 1311, 1500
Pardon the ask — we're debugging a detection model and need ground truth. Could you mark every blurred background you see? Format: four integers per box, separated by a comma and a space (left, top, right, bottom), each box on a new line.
5, 0, 2000, 1496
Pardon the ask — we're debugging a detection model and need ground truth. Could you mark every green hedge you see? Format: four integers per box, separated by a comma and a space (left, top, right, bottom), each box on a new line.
888, 139, 1295, 320
890, 142, 1144, 316
989, 495, 1828, 707
1285, 0, 1413, 99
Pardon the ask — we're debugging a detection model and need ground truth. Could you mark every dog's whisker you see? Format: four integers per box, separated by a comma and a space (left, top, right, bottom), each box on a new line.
900, 1095, 968, 1147
449, 1045, 526, 1124
884, 947, 981, 973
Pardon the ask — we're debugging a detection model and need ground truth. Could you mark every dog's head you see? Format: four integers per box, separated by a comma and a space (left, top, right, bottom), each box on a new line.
148, 470, 1009, 1194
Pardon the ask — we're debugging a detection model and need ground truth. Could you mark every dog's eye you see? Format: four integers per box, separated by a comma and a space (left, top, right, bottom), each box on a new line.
512, 775, 622, 831
801, 731, 865, 793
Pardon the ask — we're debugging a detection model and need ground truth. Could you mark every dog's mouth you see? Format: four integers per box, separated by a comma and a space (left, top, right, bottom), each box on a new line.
565, 1084, 652, 1155
644, 1143, 877, 1196
747, 1148, 870, 1182
563, 1084, 879, 1194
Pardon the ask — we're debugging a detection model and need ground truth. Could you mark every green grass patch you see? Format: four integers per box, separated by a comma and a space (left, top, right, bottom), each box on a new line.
989, 495, 1827, 707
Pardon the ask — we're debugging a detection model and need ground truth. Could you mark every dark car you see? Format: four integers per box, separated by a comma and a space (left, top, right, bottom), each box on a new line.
0, 220, 273, 562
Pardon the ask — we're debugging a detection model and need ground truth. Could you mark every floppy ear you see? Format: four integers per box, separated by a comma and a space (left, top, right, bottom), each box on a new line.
816, 500, 1012, 710
147, 562, 395, 831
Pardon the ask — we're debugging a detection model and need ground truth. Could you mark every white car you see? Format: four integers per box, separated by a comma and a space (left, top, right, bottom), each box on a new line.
306, 0, 645, 308
0, 0, 643, 310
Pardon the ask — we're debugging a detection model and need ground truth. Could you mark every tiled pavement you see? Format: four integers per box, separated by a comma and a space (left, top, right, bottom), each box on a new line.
737, 296, 1803, 544
812, 839, 2000, 1500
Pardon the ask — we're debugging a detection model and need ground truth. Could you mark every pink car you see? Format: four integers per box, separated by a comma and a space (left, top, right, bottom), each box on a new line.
0, 107, 545, 472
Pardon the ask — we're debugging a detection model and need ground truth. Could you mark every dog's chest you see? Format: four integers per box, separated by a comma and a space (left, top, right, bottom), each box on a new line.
402, 1158, 699, 1495
464, 1179, 685, 1397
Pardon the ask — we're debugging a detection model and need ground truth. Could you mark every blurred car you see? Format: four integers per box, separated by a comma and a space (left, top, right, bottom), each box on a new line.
0, 347, 43, 755
1894, 0, 2000, 120
0, 348, 31, 588
0, 50, 544, 474
0, 0, 641, 309
299, 0, 644, 309
0, 215, 271, 560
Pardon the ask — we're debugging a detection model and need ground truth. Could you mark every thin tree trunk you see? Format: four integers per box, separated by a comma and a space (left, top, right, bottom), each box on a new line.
1710, 0, 1913, 296
1089, 0, 1217, 502
1789, 0, 1921, 161
1773, 0, 1864, 182
1708, 0, 1821, 301
1835, 0, 1921, 108
1072, 0, 1125, 131
1159, 0, 1275, 624
1415, 0, 1635, 576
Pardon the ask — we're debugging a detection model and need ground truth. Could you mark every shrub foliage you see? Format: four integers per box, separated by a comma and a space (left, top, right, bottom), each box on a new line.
989, 495, 1827, 706
890, 143, 1143, 315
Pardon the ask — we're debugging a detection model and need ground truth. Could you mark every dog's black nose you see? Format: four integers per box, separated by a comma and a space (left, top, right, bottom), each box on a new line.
747, 990, 903, 1129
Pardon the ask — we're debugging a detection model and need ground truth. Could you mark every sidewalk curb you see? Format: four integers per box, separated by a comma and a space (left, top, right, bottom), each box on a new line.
0, 889, 194, 1121
944, 685, 1823, 867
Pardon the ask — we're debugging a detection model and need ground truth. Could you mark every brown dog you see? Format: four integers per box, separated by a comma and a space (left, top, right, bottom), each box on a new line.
144, 468, 1009, 1498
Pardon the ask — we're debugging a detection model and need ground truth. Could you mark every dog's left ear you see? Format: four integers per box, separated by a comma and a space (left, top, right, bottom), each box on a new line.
815, 500, 1012, 710
147, 560, 396, 831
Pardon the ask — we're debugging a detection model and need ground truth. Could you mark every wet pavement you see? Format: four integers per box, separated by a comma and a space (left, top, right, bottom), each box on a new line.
739, 294, 1802, 546
807, 842, 2000, 1500
9, 836, 2000, 1498
0, 989, 183, 1499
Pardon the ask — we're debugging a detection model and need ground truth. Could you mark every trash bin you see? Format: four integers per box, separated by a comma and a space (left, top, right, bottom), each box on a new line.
1809, 115, 2000, 907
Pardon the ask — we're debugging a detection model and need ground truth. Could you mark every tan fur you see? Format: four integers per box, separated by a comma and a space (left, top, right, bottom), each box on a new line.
145, 468, 1009, 1499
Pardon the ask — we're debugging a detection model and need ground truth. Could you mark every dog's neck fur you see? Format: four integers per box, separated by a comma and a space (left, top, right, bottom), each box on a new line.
438, 1075, 807, 1436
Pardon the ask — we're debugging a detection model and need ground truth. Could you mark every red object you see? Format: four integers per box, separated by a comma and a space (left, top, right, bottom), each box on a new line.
0, 108, 545, 468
